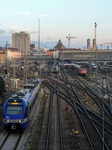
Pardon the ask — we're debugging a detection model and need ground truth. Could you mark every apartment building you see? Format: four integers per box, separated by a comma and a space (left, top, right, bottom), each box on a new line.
12, 31, 30, 55
0, 47, 5, 63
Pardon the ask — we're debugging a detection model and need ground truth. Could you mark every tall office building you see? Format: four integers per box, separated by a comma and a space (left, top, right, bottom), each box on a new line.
87, 38, 90, 49
12, 31, 30, 54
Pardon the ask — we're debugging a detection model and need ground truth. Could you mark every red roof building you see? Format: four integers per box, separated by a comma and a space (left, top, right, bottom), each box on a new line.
30, 43, 35, 48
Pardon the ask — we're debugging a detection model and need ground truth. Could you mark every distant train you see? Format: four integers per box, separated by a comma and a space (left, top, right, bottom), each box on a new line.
3, 80, 41, 131
58, 62, 62, 66
51, 65, 59, 73
72, 64, 87, 75
77, 62, 89, 68
91, 63, 97, 69
36, 61, 39, 65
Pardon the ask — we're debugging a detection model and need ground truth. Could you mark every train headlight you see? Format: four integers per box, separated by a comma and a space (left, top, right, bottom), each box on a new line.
18, 120, 24, 123
4, 119, 10, 123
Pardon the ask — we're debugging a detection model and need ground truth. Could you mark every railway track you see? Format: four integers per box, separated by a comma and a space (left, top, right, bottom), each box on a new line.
0, 132, 23, 150
1, 63, 112, 149
42, 82, 63, 150
41, 66, 112, 149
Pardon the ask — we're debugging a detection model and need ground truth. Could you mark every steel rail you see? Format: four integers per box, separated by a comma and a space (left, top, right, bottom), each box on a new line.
58, 87, 112, 134
51, 69, 111, 149
55, 83, 63, 150
47, 77, 112, 120
0, 132, 10, 149
42, 81, 94, 149
43, 81, 112, 134
42, 66, 112, 149
42, 79, 112, 149
43, 82, 64, 150
45, 85, 53, 150
69, 72, 112, 116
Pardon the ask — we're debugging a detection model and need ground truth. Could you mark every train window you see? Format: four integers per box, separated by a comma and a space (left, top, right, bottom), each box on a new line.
25, 106, 28, 118
81, 69, 86, 71
24, 85, 35, 89
6, 105, 23, 115
17, 92, 25, 97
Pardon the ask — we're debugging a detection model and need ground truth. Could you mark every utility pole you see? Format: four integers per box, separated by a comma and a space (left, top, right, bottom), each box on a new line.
13, 59, 16, 79
38, 19, 40, 51
19, 39, 22, 66
5, 41, 11, 95
94, 22, 97, 74
66, 34, 77, 50
12, 59, 16, 93
24, 34, 27, 84
89, 47, 92, 73
5, 41, 8, 72
38, 19, 41, 78
55, 50, 56, 65
94, 22, 97, 50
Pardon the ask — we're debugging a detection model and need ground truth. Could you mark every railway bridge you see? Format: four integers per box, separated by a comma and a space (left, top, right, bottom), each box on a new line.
59, 49, 112, 62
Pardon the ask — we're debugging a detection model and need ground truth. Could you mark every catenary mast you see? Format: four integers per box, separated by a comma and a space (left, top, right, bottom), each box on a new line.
38, 19, 41, 78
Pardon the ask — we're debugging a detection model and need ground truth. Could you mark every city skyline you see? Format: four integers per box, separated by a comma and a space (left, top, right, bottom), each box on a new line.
0, 0, 112, 49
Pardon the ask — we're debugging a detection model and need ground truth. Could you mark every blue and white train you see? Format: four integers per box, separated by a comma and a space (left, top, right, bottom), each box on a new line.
3, 80, 41, 131
51, 65, 59, 73
91, 63, 97, 69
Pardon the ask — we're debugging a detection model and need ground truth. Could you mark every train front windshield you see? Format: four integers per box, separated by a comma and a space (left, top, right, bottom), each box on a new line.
6, 101, 23, 115
81, 68, 86, 71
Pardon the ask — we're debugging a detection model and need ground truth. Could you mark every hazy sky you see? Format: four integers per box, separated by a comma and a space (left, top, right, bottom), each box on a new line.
0, 0, 112, 49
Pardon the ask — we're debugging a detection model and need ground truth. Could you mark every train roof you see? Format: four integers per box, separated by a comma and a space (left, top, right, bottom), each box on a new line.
91, 63, 96, 65
23, 84, 35, 89
72, 63, 87, 68
72, 63, 81, 67
10, 84, 35, 99
11, 92, 25, 98
52, 65, 58, 69
63, 62, 71, 66
4, 82, 41, 107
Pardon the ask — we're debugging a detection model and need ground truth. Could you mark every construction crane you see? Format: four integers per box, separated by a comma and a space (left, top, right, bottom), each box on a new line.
103, 42, 112, 49
94, 22, 97, 50
66, 34, 77, 50
97, 43, 103, 50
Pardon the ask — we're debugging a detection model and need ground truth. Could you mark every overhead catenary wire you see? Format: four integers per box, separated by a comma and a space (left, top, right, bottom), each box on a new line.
0, 24, 14, 33
0, 24, 50, 49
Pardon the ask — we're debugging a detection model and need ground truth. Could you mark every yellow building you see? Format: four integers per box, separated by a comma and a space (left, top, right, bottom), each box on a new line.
0, 47, 6, 63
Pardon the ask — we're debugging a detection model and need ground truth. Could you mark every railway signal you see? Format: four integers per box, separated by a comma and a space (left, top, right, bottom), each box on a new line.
5, 69, 7, 74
